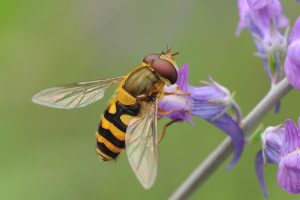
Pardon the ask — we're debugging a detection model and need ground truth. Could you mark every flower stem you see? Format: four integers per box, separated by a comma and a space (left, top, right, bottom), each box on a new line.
169, 77, 293, 200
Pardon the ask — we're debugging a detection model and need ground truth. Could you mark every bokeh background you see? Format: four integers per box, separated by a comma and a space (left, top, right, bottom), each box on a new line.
1, 0, 300, 199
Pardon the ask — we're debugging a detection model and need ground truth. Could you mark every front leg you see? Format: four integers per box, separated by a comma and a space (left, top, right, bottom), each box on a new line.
163, 91, 191, 96
158, 108, 191, 115
158, 119, 180, 144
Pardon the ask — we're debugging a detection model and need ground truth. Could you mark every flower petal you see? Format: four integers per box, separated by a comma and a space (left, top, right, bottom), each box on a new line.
288, 40, 300, 68
237, 0, 288, 37
247, 0, 272, 10
255, 150, 269, 198
281, 119, 300, 156
261, 126, 284, 164
285, 18, 300, 91
189, 84, 226, 119
236, 0, 249, 36
159, 65, 244, 168
158, 64, 193, 123
177, 63, 189, 92
288, 16, 300, 44
189, 81, 244, 169
158, 92, 193, 123
266, 0, 289, 29
284, 56, 300, 92
277, 150, 300, 194
277, 119, 300, 193
192, 111, 244, 169
213, 114, 244, 169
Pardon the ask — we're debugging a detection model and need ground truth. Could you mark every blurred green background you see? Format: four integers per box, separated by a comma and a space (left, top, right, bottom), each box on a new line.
1, 0, 300, 199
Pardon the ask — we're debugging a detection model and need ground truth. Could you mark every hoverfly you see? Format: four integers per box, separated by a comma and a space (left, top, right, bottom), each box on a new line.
32, 48, 180, 189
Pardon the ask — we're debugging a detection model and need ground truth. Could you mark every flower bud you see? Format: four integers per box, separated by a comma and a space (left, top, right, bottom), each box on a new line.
261, 126, 284, 164
255, 125, 284, 197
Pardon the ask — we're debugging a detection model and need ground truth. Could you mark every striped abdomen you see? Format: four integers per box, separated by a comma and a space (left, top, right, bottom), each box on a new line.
96, 101, 140, 161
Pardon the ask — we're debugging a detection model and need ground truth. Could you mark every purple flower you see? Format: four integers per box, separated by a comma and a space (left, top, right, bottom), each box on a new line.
277, 119, 300, 194
236, 0, 288, 38
284, 17, 300, 91
189, 79, 244, 169
255, 118, 300, 196
236, 0, 289, 86
158, 64, 244, 169
247, 0, 272, 10
255, 126, 284, 197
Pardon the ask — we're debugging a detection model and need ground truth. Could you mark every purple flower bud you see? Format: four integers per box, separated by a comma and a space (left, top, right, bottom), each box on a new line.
236, 0, 288, 37
255, 126, 284, 197
284, 17, 300, 91
262, 126, 284, 164
158, 64, 244, 169
256, 118, 300, 196
277, 119, 300, 194
236, 0, 289, 88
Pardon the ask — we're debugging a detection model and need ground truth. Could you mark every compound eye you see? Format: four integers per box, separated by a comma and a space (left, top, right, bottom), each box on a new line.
143, 54, 160, 64
152, 59, 178, 84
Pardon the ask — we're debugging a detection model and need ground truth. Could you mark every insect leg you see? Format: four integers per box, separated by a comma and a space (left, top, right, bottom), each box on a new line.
158, 109, 190, 115
158, 119, 180, 144
163, 92, 191, 96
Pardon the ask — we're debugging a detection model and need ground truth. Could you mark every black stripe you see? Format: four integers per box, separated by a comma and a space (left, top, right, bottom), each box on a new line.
104, 111, 127, 132
104, 101, 140, 132
98, 124, 125, 148
97, 142, 119, 159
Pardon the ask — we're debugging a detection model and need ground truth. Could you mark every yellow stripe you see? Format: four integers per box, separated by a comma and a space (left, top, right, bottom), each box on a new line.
117, 86, 136, 105
120, 114, 134, 126
101, 117, 126, 141
96, 147, 113, 160
108, 103, 117, 114
97, 134, 123, 153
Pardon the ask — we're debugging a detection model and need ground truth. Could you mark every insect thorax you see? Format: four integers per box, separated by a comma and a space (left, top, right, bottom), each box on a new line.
123, 67, 164, 102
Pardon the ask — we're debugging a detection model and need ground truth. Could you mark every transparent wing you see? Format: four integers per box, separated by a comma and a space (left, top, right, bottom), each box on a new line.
32, 76, 123, 109
125, 102, 158, 189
